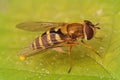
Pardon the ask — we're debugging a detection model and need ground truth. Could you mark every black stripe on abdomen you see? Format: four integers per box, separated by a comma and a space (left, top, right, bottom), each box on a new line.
36, 37, 40, 49
50, 33, 58, 44
41, 34, 51, 48
50, 33, 64, 45
32, 37, 42, 49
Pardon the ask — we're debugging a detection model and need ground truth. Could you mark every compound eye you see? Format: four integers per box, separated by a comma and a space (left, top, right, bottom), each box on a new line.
84, 24, 94, 40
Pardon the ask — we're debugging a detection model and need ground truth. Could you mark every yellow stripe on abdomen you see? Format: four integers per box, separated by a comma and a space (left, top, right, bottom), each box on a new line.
55, 34, 63, 42
39, 36, 45, 49
46, 31, 53, 45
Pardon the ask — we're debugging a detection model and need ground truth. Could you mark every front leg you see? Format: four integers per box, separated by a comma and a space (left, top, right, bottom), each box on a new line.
81, 40, 101, 57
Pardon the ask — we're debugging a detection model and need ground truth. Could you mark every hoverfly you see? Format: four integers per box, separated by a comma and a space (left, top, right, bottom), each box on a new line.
16, 20, 100, 73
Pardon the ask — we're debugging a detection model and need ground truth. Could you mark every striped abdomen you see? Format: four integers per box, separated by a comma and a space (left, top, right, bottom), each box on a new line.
32, 28, 65, 50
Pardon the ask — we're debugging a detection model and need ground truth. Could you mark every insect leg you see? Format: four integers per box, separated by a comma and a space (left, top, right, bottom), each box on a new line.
67, 45, 73, 73
81, 40, 101, 57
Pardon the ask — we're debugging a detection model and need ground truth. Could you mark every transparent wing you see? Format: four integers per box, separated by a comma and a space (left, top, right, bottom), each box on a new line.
18, 42, 65, 60
16, 22, 66, 32
18, 33, 66, 60
18, 44, 51, 60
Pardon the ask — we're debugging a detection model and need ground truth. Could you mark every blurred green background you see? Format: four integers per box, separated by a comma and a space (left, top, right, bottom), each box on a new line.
0, 0, 120, 80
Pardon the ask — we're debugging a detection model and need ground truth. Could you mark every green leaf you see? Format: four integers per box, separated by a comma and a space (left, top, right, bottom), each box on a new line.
0, 0, 120, 80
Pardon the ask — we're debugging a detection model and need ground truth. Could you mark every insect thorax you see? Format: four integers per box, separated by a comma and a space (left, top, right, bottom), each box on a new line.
67, 23, 84, 39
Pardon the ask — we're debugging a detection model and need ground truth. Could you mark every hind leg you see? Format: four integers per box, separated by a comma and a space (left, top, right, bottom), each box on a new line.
67, 44, 74, 73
